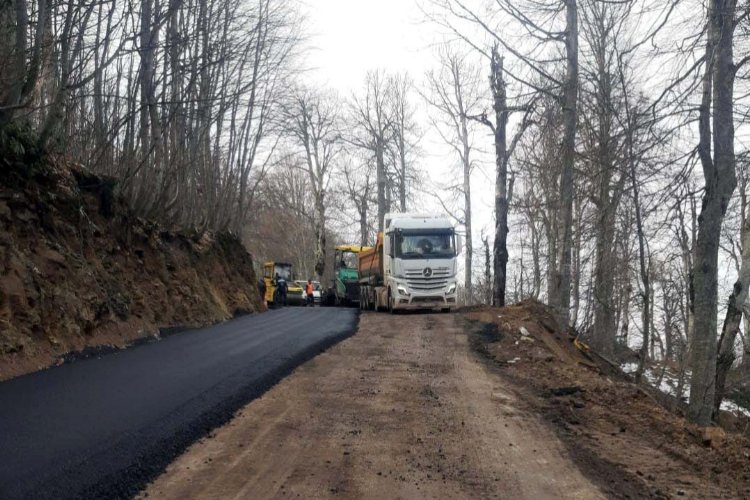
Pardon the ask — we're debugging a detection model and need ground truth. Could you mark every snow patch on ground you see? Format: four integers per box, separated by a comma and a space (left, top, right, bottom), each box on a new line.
619, 362, 750, 417
720, 399, 750, 418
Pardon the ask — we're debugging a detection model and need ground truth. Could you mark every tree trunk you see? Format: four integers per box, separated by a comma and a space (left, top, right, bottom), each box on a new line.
530, 217, 541, 298
591, 185, 618, 355
376, 140, 386, 231
464, 160, 473, 304
633, 183, 649, 384
360, 207, 368, 247
491, 49, 509, 307
314, 198, 326, 280
399, 135, 407, 212
714, 214, 750, 415
740, 325, 750, 382
689, 0, 738, 425
551, 0, 579, 325
483, 235, 492, 304
571, 198, 583, 326
664, 290, 675, 362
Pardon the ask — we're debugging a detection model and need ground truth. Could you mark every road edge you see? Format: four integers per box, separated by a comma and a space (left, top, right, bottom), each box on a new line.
67, 312, 360, 500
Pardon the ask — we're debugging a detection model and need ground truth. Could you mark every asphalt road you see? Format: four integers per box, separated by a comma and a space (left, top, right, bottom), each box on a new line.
0, 307, 358, 500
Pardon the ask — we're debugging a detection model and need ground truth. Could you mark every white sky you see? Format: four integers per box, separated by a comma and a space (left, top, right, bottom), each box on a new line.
303, 0, 433, 90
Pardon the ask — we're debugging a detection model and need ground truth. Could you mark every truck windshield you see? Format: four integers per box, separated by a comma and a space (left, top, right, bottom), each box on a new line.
273, 265, 292, 281
339, 252, 358, 269
396, 232, 455, 259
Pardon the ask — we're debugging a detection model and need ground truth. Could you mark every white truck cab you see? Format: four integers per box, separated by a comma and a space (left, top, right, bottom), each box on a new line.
381, 213, 461, 311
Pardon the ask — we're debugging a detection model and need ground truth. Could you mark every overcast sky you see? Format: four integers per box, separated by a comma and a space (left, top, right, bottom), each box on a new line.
304, 0, 432, 91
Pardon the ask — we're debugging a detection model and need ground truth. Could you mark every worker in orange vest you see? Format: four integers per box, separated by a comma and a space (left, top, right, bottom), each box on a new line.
305, 279, 315, 307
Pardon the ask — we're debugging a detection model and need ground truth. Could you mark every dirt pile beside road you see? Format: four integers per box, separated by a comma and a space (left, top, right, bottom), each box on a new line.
0, 151, 263, 381
464, 300, 750, 499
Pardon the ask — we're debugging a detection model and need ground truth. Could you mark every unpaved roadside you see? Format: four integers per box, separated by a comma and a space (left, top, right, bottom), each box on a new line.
142, 312, 602, 499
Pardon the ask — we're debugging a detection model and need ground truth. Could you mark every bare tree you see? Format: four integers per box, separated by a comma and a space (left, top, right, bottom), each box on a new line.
714, 155, 750, 416
424, 45, 481, 303
388, 73, 421, 212
549, 0, 580, 325
1, 0, 302, 234
351, 71, 394, 231
282, 87, 341, 280
466, 45, 533, 307
689, 0, 740, 425
341, 158, 375, 247
429, 0, 579, 320
579, 1, 630, 355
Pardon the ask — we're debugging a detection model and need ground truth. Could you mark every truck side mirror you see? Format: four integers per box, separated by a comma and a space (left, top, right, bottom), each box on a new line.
456, 234, 463, 255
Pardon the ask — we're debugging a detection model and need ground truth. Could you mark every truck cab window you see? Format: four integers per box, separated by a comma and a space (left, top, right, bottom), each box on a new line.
395, 233, 455, 259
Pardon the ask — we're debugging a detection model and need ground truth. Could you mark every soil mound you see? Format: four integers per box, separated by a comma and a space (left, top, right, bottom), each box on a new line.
0, 153, 263, 380
464, 300, 750, 499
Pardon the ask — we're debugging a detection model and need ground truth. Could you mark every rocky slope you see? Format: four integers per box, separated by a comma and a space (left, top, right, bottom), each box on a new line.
0, 148, 263, 380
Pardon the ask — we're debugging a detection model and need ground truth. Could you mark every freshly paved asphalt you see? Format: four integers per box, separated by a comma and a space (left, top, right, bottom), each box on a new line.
0, 307, 359, 499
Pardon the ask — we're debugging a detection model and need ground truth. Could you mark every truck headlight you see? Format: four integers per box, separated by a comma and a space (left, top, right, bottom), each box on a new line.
446, 283, 456, 294
397, 285, 410, 296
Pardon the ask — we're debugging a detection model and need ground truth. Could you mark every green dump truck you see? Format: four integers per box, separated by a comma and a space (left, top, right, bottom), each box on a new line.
330, 245, 371, 306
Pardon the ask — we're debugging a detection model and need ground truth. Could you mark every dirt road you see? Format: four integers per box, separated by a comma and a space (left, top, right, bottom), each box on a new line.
144, 312, 603, 499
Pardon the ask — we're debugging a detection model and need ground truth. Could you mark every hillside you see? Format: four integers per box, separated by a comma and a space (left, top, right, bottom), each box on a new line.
465, 302, 750, 498
0, 143, 263, 381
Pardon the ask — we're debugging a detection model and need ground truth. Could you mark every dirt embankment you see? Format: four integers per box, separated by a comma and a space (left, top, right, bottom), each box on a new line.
465, 301, 750, 499
0, 154, 263, 381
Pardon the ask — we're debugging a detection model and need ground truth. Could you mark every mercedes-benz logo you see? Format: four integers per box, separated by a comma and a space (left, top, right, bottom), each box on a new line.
423, 267, 433, 277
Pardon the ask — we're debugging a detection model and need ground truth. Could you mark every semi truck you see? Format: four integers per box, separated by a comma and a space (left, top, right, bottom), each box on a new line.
358, 213, 461, 312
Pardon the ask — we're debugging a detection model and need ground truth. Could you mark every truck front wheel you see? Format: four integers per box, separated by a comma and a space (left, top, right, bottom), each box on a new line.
388, 291, 397, 315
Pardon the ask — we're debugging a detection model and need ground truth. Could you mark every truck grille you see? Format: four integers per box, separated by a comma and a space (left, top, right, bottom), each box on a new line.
411, 296, 446, 304
404, 267, 450, 291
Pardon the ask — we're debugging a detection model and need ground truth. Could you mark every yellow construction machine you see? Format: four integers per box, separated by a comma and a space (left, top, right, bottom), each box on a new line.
262, 261, 304, 306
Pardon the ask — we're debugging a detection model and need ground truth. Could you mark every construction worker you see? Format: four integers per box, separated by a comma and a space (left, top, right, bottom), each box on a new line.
305, 279, 315, 307
275, 272, 288, 306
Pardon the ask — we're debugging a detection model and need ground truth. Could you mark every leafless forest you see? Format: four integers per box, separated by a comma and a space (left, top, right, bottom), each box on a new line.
2, 0, 750, 425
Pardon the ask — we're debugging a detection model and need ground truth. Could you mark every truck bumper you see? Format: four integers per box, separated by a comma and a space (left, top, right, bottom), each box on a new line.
393, 295, 457, 310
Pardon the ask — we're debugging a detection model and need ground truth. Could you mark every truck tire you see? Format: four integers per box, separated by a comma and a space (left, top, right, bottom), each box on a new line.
388, 291, 397, 315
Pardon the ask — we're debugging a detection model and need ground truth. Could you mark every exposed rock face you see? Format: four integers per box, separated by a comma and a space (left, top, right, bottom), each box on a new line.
0, 159, 262, 380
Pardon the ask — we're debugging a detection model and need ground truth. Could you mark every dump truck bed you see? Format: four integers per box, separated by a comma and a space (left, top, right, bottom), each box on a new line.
357, 233, 383, 285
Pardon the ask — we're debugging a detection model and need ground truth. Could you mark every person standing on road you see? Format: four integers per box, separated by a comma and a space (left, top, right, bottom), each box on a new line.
275, 272, 288, 306
305, 279, 315, 307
